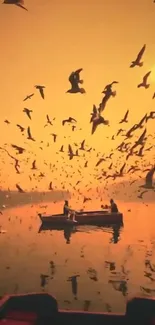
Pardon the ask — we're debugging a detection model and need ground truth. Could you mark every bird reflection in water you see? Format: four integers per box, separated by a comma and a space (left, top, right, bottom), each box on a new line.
109, 279, 128, 297
67, 275, 80, 300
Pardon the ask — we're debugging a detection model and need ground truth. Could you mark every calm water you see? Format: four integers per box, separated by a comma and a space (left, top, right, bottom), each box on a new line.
0, 199, 155, 313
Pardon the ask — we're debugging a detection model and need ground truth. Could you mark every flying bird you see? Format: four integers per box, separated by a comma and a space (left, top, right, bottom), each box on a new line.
117, 163, 126, 176
79, 140, 85, 150
68, 145, 74, 160
35, 85, 45, 99
91, 115, 109, 135
62, 117, 77, 125
130, 44, 146, 68
60, 145, 64, 152
23, 93, 34, 101
31, 160, 37, 170
51, 133, 57, 142
96, 158, 105, 167
99, 90, 116, 113
116, 129, 124, 136
16, 184, 25, 193
90, 105, 98, 121
136, 145, 144, 157
11, 144, 25, 154
66, 69, 86, 94
46, 115, 53, 125
137, 71, 151, 89
49, 182, 53, 190
27, 127, 35, 141
23, 108, 32, 119
3, 0, 28, 10
146, 111, 155, 122
137, 191, 148, 199
140, 166, 155, 189
102, 81, 118, 94
136, 114, 147, 128
136, 128, 147, 146
16, 124, 25, 132
119, 110, 129, 124
72, 125, 76, 131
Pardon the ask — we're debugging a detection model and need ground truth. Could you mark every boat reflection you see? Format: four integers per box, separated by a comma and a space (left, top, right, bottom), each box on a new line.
38, 222, 123, 244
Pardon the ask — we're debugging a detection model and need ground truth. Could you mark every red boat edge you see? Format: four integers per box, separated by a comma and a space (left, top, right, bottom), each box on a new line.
1, 293, 155, 324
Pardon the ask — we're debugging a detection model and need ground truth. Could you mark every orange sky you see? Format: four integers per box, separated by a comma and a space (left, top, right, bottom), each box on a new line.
0, 0, 155, 194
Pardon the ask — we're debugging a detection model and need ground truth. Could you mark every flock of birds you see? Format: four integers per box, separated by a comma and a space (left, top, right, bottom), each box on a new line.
0, 43, 154, 204
0, 0, 155, 206
1, 1, 155, 314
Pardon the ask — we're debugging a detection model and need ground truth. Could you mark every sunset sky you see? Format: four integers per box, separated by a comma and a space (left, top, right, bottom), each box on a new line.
0, 0, 155, 194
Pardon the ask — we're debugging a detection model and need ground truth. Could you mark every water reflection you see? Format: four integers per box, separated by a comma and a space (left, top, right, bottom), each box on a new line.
110, 224, 122, 244
1, 200, 155, 313
67, 275, 80, 300
38, 223, 123, 244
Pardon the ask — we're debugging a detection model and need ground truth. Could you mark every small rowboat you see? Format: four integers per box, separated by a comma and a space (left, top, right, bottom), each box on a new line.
38, 210, 123, 226
0, 293, 155, 325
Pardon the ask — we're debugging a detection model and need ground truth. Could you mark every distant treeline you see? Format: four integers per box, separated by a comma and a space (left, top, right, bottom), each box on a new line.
0, 190, 71, 208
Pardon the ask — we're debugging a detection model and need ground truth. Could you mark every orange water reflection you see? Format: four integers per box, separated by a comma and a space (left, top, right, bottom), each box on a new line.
0, 199, 155, 313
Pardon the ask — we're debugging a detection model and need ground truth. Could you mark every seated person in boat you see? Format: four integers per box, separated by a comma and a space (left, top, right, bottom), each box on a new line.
63, 200, 77, 221
69, 209, 76, 221
63, 200, 70, 217
110, 199, 118, 213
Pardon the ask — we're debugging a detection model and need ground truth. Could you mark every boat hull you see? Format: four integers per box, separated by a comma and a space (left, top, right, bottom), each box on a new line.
1, 293, 155, 325
38, 210, 123, 226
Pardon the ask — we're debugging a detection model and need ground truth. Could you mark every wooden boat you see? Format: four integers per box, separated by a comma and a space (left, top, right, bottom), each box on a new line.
0, 293, 155, 325
38, 210, 123, 226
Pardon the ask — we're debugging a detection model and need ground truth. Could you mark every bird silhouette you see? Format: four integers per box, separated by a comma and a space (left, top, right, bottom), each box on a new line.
62, 117, 77, 125
102, 81, 118, 94
99, 91, 116, 113
23, 93, 34, 101
23, 108, 32, 119
91, 114, 109, 134
35, 85, 45, 99
49, 182, 53, 190
79, 140, 85, 150
31, 160, 37, 170
146, 111, 155, 122
140, 166, 155, 189
11, 144, 25, 154
60, 145, 64, 152
116, 163, 126, 176
51, 133, 57, 142
130, 44, 146, 68
96, 158, 105, 167
137, 71, 151, 88
16, 184, 25, 193
44, 115, 53, 126
3, 0, 28, 11
136, 146, 144, 157
16, 124, 25, 132
27, 127, 35, 141
66, 69, 86, 94
137, 190, 148, 199
119, 110, 129, 123
68, 145, 75, 160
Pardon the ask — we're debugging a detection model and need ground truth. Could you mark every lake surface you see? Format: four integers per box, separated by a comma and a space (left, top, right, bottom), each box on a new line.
0, 199, 155, 314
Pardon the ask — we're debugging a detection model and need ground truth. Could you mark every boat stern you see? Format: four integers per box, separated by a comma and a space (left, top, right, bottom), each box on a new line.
38, 213, 43, 222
